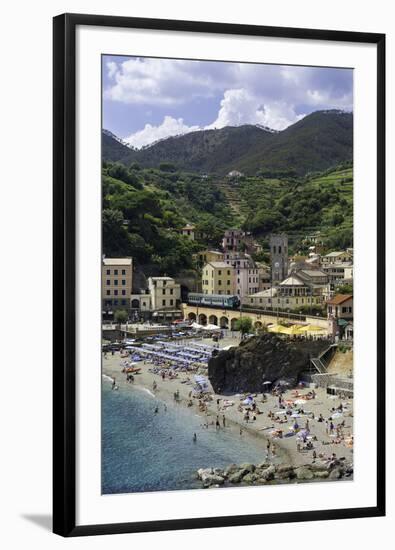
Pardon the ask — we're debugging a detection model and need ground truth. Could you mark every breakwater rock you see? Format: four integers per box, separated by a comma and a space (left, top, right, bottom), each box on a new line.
196, 459, 353, 488
208, 333, 329, 393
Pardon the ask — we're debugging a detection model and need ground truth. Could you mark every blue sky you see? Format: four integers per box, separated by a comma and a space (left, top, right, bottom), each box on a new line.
102, 55, 353, 148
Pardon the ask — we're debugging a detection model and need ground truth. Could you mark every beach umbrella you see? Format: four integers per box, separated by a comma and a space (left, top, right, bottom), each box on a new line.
305, 324, 326, 332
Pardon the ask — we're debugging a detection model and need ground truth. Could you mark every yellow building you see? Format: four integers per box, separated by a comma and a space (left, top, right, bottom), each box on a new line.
322, 251, 352, 265
202, 262, 235, 295
195, 249, 224, 267
102, 257, 133, 313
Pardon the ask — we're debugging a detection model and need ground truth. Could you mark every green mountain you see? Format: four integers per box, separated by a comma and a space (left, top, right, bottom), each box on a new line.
102, 159, 353, 277
103, 110, 353, 177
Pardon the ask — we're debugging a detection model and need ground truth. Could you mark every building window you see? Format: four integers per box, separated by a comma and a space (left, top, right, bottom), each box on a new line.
106, 290, 110, 296
122, 280, 126, 285
227, 270, 230, 275
105, 299, 112, 306
114, 290, 118, 296
122, 290, 126, 296
106, 280, 110, 285
227, 280, 230, 285
162, 289, 166, 295
162, 299, 166, 306
106, 269, 110, 275
113, 300, 118, 305
170, 288, 174, 295
114, 280, 118, 285
218, 280, 222, 285
122, 269, 126, 275
121, 299, 126, 305
218, 270, 222, 275
114, 269, 118, 275
170, 299, 174, 306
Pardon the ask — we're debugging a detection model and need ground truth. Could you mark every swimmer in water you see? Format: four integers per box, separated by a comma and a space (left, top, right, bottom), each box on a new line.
193, 433, 197, 442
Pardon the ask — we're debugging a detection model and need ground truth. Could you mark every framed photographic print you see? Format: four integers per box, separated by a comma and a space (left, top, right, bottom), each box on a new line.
53, 13, 386, 537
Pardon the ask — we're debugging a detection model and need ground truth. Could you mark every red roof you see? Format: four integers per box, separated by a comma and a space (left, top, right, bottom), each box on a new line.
327, 294, 353, 305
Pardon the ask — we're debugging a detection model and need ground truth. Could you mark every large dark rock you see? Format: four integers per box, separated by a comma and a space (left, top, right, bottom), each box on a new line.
208, 333, 329, 393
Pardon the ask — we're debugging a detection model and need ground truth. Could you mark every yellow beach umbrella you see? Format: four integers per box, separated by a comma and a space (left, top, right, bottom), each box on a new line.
305, 324, 326, 332
268, 324, 289, 334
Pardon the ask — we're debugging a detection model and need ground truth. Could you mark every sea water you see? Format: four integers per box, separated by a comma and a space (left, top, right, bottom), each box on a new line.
102, 380, 270, 494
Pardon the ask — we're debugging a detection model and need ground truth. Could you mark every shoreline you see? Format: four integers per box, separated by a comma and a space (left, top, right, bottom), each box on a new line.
103, 343, 353, 474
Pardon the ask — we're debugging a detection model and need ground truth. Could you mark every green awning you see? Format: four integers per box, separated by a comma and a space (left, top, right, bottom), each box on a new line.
337, 318, 349, 326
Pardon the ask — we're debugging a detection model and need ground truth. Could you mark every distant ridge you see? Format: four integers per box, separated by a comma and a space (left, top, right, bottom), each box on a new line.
102, 110, 353, 176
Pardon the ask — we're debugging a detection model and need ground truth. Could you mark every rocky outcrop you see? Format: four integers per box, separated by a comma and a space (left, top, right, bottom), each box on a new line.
208, 333, 329, 393
196, 459, 353, 488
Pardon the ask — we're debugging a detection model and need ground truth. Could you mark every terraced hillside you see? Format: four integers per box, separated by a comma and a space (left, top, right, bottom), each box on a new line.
211, 164, 353, 252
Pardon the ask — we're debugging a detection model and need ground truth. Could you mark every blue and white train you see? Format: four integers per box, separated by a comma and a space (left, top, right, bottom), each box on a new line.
187, 293, 240, 310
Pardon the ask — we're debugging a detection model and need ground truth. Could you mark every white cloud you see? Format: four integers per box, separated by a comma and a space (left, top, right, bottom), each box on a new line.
124, 116, 200, 148
207, 89, 304, 131
105, 57, 229, 105
107, 61, 117, 79
108, 58, 353, 147
124, 89, 306, 148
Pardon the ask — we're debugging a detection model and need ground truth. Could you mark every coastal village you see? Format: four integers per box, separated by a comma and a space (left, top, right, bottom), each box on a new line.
102, 225, 354, 489
102, 226, 353, 342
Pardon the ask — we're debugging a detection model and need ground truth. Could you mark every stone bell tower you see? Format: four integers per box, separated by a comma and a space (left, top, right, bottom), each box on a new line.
270, 234, 289, 284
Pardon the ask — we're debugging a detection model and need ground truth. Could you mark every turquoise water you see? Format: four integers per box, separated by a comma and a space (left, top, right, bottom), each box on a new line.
102, 380, 269, 494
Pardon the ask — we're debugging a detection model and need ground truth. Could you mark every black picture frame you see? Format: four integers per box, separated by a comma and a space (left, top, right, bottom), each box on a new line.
53, 13, 386, 537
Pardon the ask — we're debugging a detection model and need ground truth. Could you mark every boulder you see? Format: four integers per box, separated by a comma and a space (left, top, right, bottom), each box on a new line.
239, 463, 255, 473
197, 468, 213, 481
313, 470, 329, 479
309, 462, 330, 472
329, 467, 343, 480
202, 474, 225, 488
229, 471, 246, 484
257, 461, 271, 470
260, 464, 276, 481
208, 333, 329, 393
242, 473, 259, 484
276, 464, 294, 474
296, 467, 314, 480
224, 463, 239, 476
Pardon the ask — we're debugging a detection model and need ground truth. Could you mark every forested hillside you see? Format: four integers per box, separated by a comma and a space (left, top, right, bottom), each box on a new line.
102, 110, 353, 177
102, 158, 353, 275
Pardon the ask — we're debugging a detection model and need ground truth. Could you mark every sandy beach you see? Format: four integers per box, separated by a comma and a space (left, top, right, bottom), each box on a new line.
102, 336, 354, 476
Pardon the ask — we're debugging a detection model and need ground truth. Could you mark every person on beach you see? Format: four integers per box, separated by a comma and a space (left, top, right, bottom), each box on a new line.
154, 406, 159, 414
239, 427, 243, 436
222, 415, 226, 427
216, 417, 220, 430
111, 377, 116, 390
266, 440, 271, 456
193, 433, 197, 443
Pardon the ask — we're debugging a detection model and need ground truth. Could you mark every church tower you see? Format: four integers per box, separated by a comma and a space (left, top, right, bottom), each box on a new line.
270, 234, 289, 284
